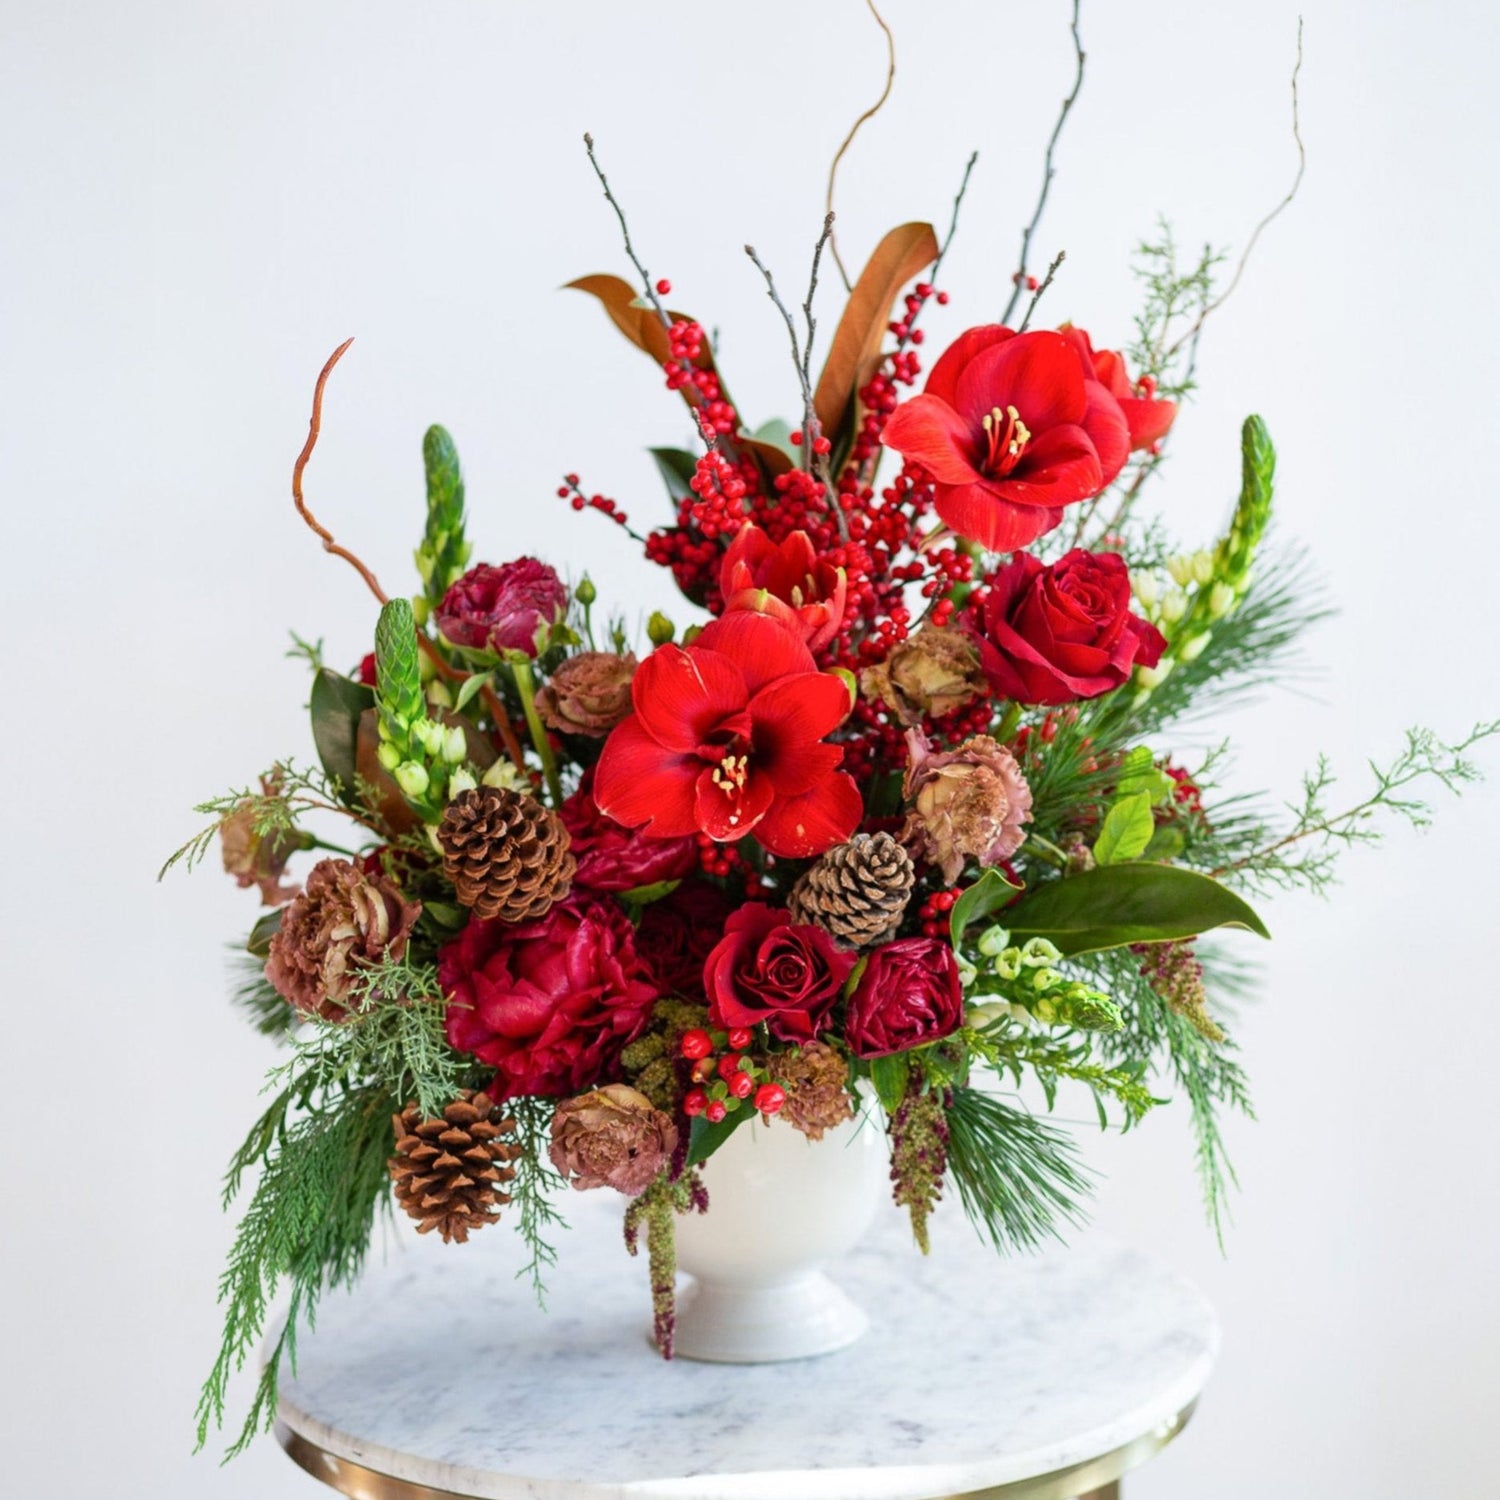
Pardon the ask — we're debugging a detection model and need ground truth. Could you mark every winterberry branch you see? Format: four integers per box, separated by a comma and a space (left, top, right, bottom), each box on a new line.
825, 0, 897, 292
1016, 250, 1067, 334
1000, 0, 1085, 325
582, 132, 673, 331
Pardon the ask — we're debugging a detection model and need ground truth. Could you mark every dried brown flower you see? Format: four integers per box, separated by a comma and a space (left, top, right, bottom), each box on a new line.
264, 857, 421, 1020
219, 772, 308, 905
771, 1040, 855, 1141
860, 625, 986, 726
902, 728, 1032, 885
548, 1083, 678, 1197
536, 651, 638, 737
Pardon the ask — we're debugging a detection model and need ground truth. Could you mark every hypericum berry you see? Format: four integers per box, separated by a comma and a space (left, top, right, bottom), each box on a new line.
683, 1088, 708, 1117
728, 1071, 755, 1100
691, 1057, 716, 1083
705, 1099, 728, 1124
727, 1027, 753, 1050
717, 1053, 744, 1081
680, 1028, 713, 1060
754, 1083, 786, 1115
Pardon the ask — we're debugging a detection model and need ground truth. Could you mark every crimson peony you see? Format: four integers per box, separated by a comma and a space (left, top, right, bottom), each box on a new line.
593, 611, 862, 859
703, 904, 854, 1043
440, 896, 659, 1099
843, 937, 964, 1058
436, 558, 566, 657
634, 880, 736, 1002
881, 326, 1129, 552
975, 548, 1166, 705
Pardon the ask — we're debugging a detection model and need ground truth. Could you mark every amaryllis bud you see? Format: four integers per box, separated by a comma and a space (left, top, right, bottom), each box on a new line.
860, 624, 987, 726
902, 728, 1033, 886
548, 1084, 679, 1196
535, 651, 637, 737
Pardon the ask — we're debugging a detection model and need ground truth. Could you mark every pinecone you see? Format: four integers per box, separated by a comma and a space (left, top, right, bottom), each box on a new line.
389, 1090, 521, 1244
787, 832, 915, 948
438, 785, 575, 922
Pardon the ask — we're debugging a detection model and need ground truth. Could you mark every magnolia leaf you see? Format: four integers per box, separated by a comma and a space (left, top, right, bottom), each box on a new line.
747, 417, 800, 465
453, 671, 493, 714
246, 908, 283, 957
1093, 791, 1156, 866
949, 865, 1025, 948
649, 447, 698, 503
1005, 864, 1271, 957
812, 222, 939, 440
869, 1052, 911, 1115
309, 669, 375, 805
687, 1105, 755, 1166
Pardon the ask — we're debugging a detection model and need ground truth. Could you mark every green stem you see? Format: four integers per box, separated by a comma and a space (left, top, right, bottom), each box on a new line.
996, 702, 1024, 743
306, 836, 359, 858
511, 659, 563, 808
1026, 834, 1070, 869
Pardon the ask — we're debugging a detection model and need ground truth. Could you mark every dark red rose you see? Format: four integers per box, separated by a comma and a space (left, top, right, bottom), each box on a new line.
634, 881, 736, 1001
1058, 326, 1177, 452
843, 937, 964, 1058
440, 895, 659, 1099
704, 905, 855, 1043
436, 558, 567, 657
560, 771, 700, 894
880, 326, 1129, 553
975, 549, 1166, 705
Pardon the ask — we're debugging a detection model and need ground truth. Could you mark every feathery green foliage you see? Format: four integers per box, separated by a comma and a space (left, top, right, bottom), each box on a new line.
158, 762, 331, 881
506, 1095, 568, 1304
228, 952, 295, 1039
945, 1085, 1093, 1253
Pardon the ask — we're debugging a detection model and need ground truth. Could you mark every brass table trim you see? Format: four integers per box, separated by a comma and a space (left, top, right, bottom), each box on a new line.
276, 1399, 1194, 1500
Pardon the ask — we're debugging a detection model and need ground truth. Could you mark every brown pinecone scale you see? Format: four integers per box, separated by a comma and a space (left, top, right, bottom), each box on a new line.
438, 784, 575, 922
389, 1090, 521, 1244
788, 832, 916, 948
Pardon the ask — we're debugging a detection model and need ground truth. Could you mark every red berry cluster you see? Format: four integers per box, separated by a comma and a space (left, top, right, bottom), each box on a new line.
556, 472, 631, 529
695, 831, 744, 879
678, 1027, 786, 1122
917, 887, 963, 938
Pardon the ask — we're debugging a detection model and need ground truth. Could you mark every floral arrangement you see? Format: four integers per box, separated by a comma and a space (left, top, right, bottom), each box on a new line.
173, 22, 1497, 1460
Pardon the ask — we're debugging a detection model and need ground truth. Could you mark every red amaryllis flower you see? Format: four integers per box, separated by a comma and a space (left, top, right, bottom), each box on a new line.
436, 558, 566, 657
719, 523, 847, 652
843, 937, 964, 1058
1059, 326, 1177, 452
560, 770, 700, 893
593, 611, 863, 859
440, 895, 659, 1099
975, 549, 1166, 705
881, 326, 1129, 552
704, 905, 855, 1044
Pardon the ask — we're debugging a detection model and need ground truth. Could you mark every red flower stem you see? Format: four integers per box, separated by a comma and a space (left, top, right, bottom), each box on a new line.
290, 341, 529, 777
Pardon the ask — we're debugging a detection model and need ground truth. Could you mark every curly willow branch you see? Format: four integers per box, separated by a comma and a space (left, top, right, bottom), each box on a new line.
825, 0, 897, 293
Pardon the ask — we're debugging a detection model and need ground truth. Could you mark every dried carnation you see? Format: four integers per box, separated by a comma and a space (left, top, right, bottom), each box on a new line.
901, 728, 1032, 885
264, 857, 421, 1021
536, 651, 638, 737
860, 625, 986, 726
770, 1040, 855, 1141
219, 772, 308, 905
548, 1083, 679, 1197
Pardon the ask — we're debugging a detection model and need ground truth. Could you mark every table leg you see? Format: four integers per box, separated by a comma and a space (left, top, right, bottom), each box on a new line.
1074, 1485, 1120, 1500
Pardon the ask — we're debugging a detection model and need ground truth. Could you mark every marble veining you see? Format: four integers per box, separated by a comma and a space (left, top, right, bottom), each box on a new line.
277, 1194, 1218, 1499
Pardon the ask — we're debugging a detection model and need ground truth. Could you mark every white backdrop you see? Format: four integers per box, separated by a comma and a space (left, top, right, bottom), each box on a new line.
4, 1, 1497, 1495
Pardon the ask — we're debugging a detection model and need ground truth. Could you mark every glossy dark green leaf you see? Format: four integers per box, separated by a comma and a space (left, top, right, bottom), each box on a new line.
1005, 864, 1270, 956
686, 1105, 755, 1166
309, 669, 375, 805
869, 1052, 911, 1114
649, 447, 698, 503
949, 865, 1025, 948
246, 908, 283, 957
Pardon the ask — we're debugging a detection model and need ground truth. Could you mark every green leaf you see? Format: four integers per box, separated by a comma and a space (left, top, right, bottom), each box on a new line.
309, 669, 375, 804
1006, 864, 1271, 956
869, 1052, 911, 1114
453, 671, 493, 714
1114, 746, 1175, 804
649, 447, 698, 503
949, 866, 1025, 948
686, 1105, 755, 1166
1142, 824, 1187, 861
1093, 790, 1156, 866
619, 879, 682, 907
246, 909, 283, 957
747, 418, 799, 464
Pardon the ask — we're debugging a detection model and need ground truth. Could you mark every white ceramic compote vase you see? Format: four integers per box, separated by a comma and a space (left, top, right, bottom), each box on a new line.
671, 1110, 888, 1363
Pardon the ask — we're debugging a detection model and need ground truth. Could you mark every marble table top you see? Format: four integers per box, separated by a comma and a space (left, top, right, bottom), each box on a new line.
277, 1195, 1218, 1500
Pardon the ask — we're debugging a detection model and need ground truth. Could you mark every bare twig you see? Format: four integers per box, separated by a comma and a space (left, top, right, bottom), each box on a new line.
290, 341, 528, 773
1016, 250, 1067, 333
1161, 20, 1306, 363
801, 212, 837, 396
582, 132, 672, 331
1000, 0, 1085, 325
825, 0, 897, 292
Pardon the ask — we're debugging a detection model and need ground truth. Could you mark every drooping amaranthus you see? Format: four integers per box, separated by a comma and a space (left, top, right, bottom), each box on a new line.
888, 1087, 951, 1254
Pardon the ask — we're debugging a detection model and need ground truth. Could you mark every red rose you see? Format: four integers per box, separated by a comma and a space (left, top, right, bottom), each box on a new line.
634, 881, 736, 1001
440, 896, 659, 1099
704, 905, 855, 1043
436, 558, 566, 657
975, 549, 1166, 705
719, 523, 848, 653
880, 326, 1129, 553
560, 771, 700, 894
593, 611, 863, 860
843, 937, 964, 1058
1059, 326, 1177, 452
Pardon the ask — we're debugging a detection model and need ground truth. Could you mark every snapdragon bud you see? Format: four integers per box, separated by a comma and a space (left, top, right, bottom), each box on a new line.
441, 724, 468, 764
1132, 572, 1161, 610
376, 740, 403, 773
394, 761, 430, 799
425, 679, 455, 710
447, 766, 478, 798
1191, 550, 1215, 586
1159, 590, 1189, 624
1020, 936, 1063, 966
1177, 631, 1212, 663
415, 718, 446, 758
1135, 659, 1174, 692
1207, 582, 1236, 620
977, 924, 1012, 958
482, 759, 529, 792
1167, 554, 1196, 588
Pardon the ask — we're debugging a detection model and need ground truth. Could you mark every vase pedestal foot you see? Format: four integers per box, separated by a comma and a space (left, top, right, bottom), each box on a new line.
671, 1270, 868, 1363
